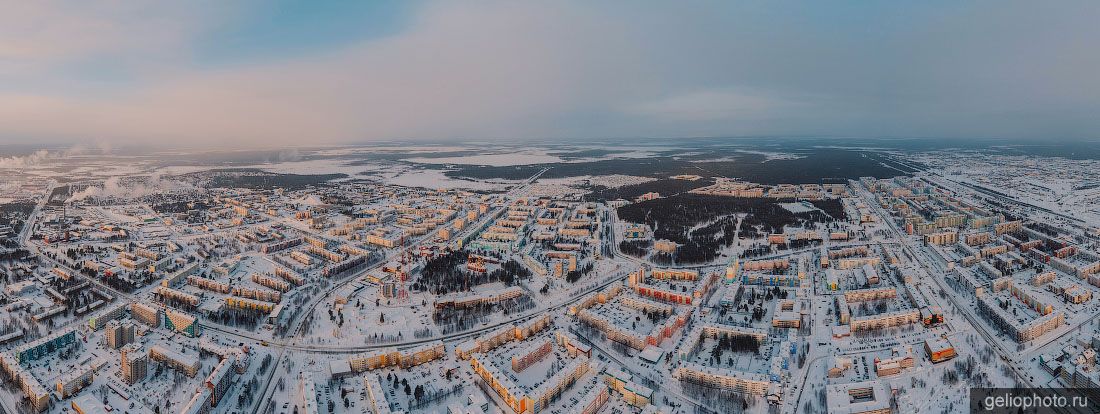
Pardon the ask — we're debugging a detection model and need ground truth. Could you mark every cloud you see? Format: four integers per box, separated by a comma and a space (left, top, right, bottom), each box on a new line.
67, 174, 197, 202
0, 143, 111, 169
0, 1, 1099, 147
0, 150, 51, 169
0, 2, 216, 77
0, 2, 641, 145
276, 148, 301, 162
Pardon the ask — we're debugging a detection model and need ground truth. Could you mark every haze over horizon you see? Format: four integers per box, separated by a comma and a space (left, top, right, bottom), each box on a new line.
2, 1, 1099, 148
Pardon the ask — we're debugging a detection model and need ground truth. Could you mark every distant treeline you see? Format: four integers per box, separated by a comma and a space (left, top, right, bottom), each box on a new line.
444, 148, 907, 185
187, 169, 345, 190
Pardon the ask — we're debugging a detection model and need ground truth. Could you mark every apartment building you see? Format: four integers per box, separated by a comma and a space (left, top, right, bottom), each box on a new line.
105, 319, 136, 349
849, 309, 921, 332
131, 301, 162, 327
844, 287, 897, 303
976, 294, 1064, 342
511, 339, 552, 372
149, 344, 201, 377
673, 362, 772, 395
471, 353, 591, 414
348, 341, 445, 372
56, 365, 94, 398
120, 343, 148, 385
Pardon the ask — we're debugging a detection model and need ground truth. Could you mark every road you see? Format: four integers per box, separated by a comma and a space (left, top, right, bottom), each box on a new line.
865, 178, 1100, 414
858, 182, 1040, 390
0, 184, 52, 414
785, 179, 1046, 413
7, 169, 561, 413
8, 167, 801, 414
250, 167, 553, 411
567, 325, 722, 414
919, 175, 1100, 378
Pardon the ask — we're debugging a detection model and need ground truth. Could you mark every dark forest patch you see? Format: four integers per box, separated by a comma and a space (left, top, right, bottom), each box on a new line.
617, 194, 844, 264
583, 179, 709, 202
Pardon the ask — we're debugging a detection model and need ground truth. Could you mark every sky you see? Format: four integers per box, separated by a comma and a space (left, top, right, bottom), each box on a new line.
1, 1, 1099, 148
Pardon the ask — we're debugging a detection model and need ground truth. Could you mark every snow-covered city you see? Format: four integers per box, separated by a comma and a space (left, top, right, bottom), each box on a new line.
0, 141, 1099, 414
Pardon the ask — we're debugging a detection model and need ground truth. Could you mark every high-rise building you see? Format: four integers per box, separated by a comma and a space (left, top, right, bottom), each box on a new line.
205, 355, 236, 407
120, 343, 147, 385
105, 321, 121, 349
105, 320, 136, 349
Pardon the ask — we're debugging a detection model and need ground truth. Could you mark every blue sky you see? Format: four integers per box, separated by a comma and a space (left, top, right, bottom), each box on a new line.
196, 1, 416, 66
0, 1, 1098, 148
